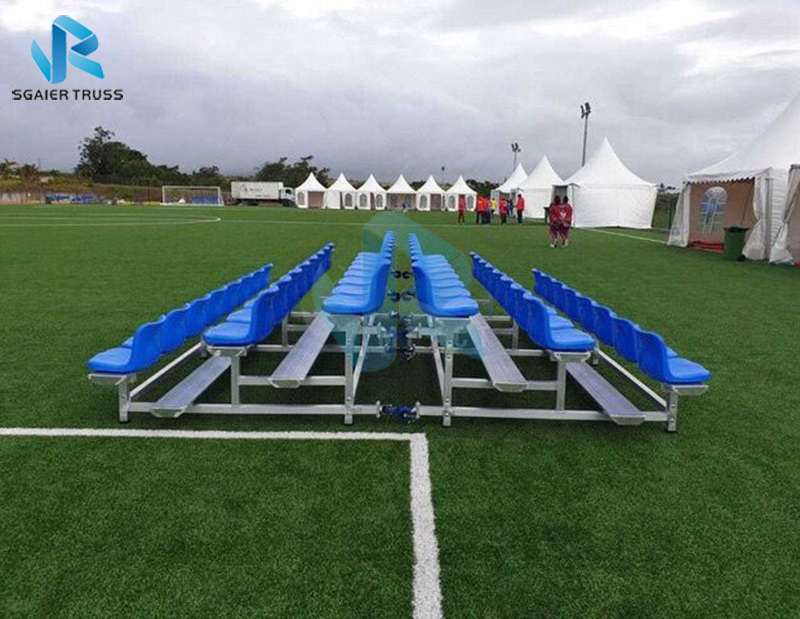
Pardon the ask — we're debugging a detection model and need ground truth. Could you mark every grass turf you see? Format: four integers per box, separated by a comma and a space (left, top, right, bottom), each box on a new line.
1, 204, 799, 617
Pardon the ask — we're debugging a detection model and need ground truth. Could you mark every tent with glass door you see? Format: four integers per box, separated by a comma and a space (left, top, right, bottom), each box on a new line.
386, 175, 417, 211
445, 176, 477, 212
295, 173, 327, 209
356, 174, 386, 210
670, 92, 800, 259
416, 176, 445, 211
324, 173, 357, 210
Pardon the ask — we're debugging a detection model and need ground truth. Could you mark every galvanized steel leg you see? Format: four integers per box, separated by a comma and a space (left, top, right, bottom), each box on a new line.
442, 334, 454, 427
281, 316, 289, 348
511, 321, 519, 350
231, 356, 241, 405
555, 358, 567, 411
118, 381, 131, 423
344, 323, 355, 425
666, 390, 679, 433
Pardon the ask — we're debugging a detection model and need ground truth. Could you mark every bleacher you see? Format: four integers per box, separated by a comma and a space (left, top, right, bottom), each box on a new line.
87, 230, 709, 431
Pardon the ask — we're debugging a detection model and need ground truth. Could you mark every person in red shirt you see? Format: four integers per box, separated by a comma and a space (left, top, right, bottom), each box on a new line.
548, 196, 563, 247
474, 196, 484, 225
499, 198, 509, 225
457, 194, 466, 224
515, 192, 526, 225
559, 196, 574, 246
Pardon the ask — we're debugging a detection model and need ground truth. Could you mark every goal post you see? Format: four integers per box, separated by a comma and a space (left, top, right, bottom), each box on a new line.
161, 186, 223, 206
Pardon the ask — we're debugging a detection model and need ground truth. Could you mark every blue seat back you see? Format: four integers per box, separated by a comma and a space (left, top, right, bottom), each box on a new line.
160, 307, 188, 353
129, 320, 164, 370
637, 330, 669, 382
522, 293, 550, 348
550, 283, 567, 311
593, 305, 617, 346
184, 298, 209, 337
613, 317, 640, 363
577, 296, 598, 332
205, 289, 228, 324
564, 289, 585, 323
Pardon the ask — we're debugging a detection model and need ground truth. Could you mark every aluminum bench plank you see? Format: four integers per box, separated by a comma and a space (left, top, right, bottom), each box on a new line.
468, 314, 527, 392
151, 356, 232, 416
566, 362, 645, 425
270, 315, 333, 388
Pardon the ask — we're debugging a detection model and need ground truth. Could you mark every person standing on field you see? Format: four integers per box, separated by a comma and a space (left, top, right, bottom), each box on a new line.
499, 197, 509, 225
559, 196, 573, 247
548, 196, 562, 247
489, 196, 497, 225
457, 194, 466, 224
515, 192, 526, 225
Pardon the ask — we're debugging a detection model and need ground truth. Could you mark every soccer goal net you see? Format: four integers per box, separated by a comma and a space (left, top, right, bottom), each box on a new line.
161, 186, 223, 206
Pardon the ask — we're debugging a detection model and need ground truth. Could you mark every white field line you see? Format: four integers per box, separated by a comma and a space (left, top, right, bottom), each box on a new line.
583, 228, 666, 244
0, 217, 220, 228
0, 427, 443, 619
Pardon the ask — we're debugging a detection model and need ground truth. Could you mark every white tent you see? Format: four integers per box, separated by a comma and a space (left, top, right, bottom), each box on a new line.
324, 173, 357, 210
295, 173, 327, 209
670, 92, 800, 260
563, 138, 656, 228
517, 156, 564, 220
770, 165, 800, 264
416, 176, 445, 211
445, 176, 477, 212
356, 174, 386, 210
496, 164, 528, 195
387, 175, 417, 211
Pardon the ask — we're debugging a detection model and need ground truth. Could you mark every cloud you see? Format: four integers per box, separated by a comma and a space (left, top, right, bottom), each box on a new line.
0, 0, 798, 185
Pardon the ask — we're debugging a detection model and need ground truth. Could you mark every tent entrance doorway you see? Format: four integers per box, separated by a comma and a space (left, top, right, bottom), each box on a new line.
687, 180, 756, 250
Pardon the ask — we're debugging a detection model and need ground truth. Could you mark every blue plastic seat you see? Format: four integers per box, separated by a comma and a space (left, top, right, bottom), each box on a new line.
593, 305, 618, 347
204, 288, 279, 347
159, 307, 188, 353
637, 330, 710, 384
88, 320, 164, 374
577, 296, 598, 332
613, 317, 641, 363
522, 295, 594, 352
563, 289, 586, 324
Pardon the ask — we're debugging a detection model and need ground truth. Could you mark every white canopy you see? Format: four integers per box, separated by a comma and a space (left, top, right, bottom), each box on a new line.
295, 173, 327, 209
416, 176, 445, 211
771, 165, 800, 263
563, 138, 656, 228
689, 92, 800, 183
670, 92, 800, 259
356, 174, 386, 210
296, 173, 327, 193
517, 156, 564, 219
497, 164, 528, 194
386, 174, 416, 210
445, 176, 477, 211
325, 173, 357, 210
387, 175, 417, 195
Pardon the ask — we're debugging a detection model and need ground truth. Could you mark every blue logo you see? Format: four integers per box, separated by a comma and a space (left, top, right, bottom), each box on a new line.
31, 15, 104, 84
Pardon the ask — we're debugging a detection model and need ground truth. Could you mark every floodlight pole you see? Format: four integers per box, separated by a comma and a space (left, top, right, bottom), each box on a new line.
581, 102, 592, 166
441, 166, 446, 185
511, 142, 521, 172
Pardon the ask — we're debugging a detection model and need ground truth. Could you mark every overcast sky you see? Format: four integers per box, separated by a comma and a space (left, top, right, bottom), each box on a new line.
1, 0, 799, 185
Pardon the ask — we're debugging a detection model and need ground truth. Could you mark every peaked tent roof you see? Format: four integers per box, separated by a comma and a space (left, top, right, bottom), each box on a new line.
418, 175, 445, 194
565, 138, 654, 187
357, 174, 385, 193
296, 173, 327, 192
688, 91, 800, 182
387, 174, 417, 195
497, 164, 528, 193
518, 156, 564, 190
327, 173, 356, 192
446, 176, 477, 195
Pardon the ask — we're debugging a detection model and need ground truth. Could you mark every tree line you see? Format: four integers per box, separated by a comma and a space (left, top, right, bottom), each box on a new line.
2, 126, 565, 198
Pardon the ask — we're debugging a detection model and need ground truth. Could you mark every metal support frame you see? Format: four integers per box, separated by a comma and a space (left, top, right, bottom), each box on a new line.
88, 297, 707, 431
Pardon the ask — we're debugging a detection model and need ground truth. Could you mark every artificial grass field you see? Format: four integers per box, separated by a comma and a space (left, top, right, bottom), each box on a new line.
1, 204, 799, 617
